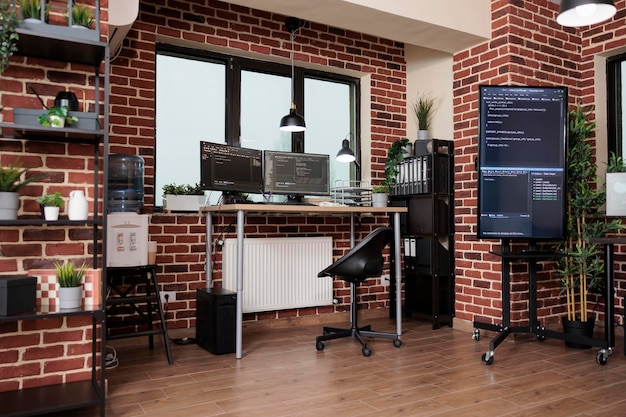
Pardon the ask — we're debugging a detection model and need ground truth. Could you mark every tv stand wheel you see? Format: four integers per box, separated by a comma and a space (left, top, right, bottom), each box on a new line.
393, 338, 402, 348
316, 341, 324, 351
597, 350, 608, 365
481, 351, 494, 365
362, 346, 371, 357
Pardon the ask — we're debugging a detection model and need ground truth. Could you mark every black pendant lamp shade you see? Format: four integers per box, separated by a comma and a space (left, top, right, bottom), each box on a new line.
279, 17, 306, 132
557, 0, 616, 27
336, 138, 356, 163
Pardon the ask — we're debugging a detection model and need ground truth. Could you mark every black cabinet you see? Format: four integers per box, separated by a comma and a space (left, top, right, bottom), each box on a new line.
390, 139, 454, 329
196, 288, 236, 355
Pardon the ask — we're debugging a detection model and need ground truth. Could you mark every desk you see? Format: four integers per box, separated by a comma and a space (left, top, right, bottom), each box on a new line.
202, 204, 407, 359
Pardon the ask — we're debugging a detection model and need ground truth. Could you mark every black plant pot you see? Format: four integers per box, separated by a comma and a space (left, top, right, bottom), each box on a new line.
561, 316, 595, 349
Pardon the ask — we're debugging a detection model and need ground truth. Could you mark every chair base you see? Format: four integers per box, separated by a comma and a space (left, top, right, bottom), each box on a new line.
316, 323, 402, 357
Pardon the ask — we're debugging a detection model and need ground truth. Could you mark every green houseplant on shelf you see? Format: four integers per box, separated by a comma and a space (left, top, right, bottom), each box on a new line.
19, 0, 49, 22
0, 0, 19, 74
412, 92, 436, 140
37, 191, 63, 221
67, 3, 94, 29
0, 159, 45, 220
38, 105, 78, 128
55, 260, 86, 309
556, 103, 624, 348
162, 182, 206, 212
383, 137, 411, 196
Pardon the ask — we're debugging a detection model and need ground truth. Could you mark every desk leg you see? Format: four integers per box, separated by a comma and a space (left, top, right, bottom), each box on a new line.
604, 244, 615, 352
206, 211, 212, 289
236, 209, 244, 359
393, 212, 402, 337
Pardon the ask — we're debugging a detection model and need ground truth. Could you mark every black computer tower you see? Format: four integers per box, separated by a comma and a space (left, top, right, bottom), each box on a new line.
196, 288, 236, 355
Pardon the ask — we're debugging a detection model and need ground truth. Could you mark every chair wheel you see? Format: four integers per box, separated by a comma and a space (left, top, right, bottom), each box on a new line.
362, 347, 371, 357
393, 338, 402, 348
316, 341, 325, 351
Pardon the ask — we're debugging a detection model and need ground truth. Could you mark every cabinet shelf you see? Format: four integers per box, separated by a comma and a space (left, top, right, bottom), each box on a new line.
0, 122, 104, 143
15, 28, 106, 67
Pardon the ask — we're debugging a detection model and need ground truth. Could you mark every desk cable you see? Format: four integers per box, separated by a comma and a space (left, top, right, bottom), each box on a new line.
163, 293, 196, 345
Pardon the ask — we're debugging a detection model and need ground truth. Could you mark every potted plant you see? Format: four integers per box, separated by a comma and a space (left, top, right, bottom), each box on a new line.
412, 92, 435, 140
0, 159, 45, 220
0, 0, 19, 74
38, 105, 78, 128
162, 182, 206, 212
556, 103, 624, 348
371, 184, 388, 207
67, 3, 94, 29
19, 0, 48, 23
37, 191, 63, 221
383, 137, 411, 196
55, 260, 86, 309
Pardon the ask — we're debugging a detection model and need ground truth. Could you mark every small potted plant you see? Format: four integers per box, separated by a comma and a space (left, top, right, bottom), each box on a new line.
0, 158, 45, 220
162, 182, 206, 212
412, 92, 436, 140
384, 137, 411, 196
37, 191, 63, 221
0, 0, 19, 74
55, 260, 86, 309
67, 3, 94, 29
371, 184, 389, 207
38, 105, 78, 128
19, 0, 48, 23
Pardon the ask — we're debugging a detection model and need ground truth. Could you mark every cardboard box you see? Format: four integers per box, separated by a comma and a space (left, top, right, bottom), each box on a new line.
0, 275, 37, 315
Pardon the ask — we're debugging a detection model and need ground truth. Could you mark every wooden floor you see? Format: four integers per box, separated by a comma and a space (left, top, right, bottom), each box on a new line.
57, 314, 626, 417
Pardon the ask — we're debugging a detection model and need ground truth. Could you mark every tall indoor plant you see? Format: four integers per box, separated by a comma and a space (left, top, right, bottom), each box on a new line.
0, 0, 19, 74
55, 260, 86, 309
412, 92, 435, 140
557, 104, 623, 346
0, 159, 44, 220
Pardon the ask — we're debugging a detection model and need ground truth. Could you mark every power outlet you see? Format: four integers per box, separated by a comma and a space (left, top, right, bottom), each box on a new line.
160, 291, 176, 303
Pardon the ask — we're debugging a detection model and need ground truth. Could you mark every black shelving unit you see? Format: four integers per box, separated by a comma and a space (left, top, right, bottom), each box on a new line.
390, 139, 454, 329
0, 4, 109, 415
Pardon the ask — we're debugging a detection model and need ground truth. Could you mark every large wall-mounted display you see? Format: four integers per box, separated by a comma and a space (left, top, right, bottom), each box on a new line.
477, 85, 568, 240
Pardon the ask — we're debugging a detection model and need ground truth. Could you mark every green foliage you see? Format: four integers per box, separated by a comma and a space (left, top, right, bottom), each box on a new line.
384, 137, 410, 187
0, 158, 45, 192
372, 184, 388, 194
556, 103, 625, 322
68, 3, 94, 29
19, 0, 48, 21
54, 260, 86, 287
0, 0, 19, 74
412, 92, 435, 130
162, 182, 204, 195
38, 105, 78, 127
37, 191, 64, 208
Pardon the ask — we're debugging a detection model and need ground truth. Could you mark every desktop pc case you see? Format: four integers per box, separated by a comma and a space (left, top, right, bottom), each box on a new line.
196, 288, 236, 355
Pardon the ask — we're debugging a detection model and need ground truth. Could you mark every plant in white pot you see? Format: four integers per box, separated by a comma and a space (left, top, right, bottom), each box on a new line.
19, 0, 48, 23
38, 105, 78, 128
66, 3, 94, 29
0, 159, 45, 220
37, 191, 63, 221
412, 92, 435, 140
55, 260, 86, 309
162, 182, 206, 212
371, 184, 389, 207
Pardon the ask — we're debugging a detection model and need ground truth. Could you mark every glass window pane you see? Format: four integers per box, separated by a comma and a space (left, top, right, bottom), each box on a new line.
155, 54, 225, 206
304, 78, 352, 190
241, 70, 292, 151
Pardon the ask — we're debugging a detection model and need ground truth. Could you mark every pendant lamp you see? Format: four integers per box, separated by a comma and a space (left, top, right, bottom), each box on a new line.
557, 0, 616, 27
279, 17, 306, 132
336, 137, 356, 163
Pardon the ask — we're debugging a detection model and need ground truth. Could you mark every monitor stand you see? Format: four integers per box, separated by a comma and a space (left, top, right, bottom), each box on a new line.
222, 191, 248, 204
282, 195, 314, 206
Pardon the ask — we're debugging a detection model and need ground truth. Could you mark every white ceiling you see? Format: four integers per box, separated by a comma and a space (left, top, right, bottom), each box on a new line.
220, 0, 491, 54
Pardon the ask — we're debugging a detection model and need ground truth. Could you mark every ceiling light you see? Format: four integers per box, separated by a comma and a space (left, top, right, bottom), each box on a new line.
279, 17, 306, 132
557, 0, 616, 27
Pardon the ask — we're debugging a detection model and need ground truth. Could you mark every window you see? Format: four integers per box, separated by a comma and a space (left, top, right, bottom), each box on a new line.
607, 54, 626, 159
155, 44, 359, 205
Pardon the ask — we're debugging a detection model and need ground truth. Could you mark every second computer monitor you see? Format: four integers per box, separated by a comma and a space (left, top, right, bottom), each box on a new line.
263, 151, 330, 199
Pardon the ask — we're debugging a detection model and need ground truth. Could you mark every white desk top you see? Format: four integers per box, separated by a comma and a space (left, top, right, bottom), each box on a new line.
201, 204, 407, 215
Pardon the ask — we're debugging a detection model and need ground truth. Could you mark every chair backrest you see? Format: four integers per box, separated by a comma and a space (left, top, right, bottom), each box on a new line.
318, 227, 393, 282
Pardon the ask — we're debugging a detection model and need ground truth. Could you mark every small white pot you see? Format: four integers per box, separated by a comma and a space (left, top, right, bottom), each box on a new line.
417, 130, 429, 140
372, 193, 388, 207
43, 206, 60, 221
48, 115, 65, 128
58, 286, 82, 309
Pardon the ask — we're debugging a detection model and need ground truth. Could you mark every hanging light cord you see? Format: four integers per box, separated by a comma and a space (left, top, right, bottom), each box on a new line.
290, 29, 297, 106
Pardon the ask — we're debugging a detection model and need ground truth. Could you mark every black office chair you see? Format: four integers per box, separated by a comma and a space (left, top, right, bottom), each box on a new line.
315, 227, 402, 357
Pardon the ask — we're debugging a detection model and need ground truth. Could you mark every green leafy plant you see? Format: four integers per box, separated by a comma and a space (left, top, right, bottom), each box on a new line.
54, 260, 86, 288
38, 105, 78, 127
0, 159, 45, 192
37, 191, 63, 208
67, 3, 94, 29
412, 92, 436, 131
19, 0, 49, 21
162, 182, 204, 195
0, 0, 19, 74
372, 184, 388, 194
556, 103, 624, 323
384, 137, 410, 188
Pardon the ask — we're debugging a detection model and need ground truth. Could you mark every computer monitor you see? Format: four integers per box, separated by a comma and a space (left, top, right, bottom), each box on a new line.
263, 151, 330, 201
200, 141, 264, 195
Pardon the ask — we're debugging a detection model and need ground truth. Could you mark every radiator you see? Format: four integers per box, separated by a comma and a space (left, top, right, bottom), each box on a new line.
223, 237, 334, 313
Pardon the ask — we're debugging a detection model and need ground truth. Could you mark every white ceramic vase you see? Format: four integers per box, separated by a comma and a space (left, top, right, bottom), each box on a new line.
0, 192, 19, 220
68, 190, 88, 220
58, 286, 82, 309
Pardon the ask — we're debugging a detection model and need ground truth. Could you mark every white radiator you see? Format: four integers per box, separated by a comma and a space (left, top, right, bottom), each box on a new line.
223, 237, 334, 313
